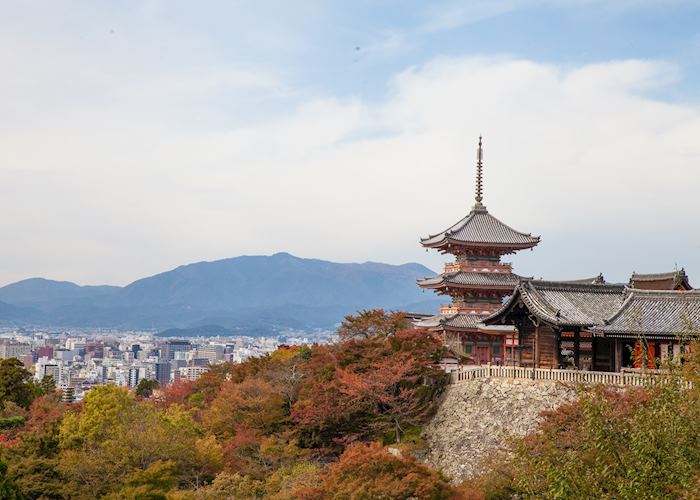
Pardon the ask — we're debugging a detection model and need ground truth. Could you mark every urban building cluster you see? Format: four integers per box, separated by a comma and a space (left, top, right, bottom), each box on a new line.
0, 328, 322, 401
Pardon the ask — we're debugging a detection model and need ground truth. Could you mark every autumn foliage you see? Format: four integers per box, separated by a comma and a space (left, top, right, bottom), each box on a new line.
308, 441, 458, 499
0, 310, 454, 498
6, 311, 700, 497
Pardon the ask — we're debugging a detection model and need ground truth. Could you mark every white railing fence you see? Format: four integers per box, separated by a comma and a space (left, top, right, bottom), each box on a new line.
450, 364, 686, 387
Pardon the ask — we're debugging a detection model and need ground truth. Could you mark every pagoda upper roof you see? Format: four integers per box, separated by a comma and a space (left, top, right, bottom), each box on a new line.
420, 206, 540, 251
629, 269, 692, 291
417, 271, 521, 289
420, 137, 540, 253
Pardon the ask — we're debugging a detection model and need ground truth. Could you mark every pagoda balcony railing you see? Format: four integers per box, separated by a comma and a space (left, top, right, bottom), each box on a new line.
440, 304, 498, 315
444, 261, 513, 274
448, 364, 691, 388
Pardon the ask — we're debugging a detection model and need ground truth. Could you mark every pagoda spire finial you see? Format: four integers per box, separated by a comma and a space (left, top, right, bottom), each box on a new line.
474, 135, 485, 210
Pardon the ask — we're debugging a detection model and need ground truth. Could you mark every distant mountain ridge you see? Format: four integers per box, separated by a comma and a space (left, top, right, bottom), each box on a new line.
0, 253, 439, 333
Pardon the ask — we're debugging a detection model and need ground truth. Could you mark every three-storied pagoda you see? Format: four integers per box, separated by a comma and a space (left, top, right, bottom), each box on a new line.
416, 138, 540, 364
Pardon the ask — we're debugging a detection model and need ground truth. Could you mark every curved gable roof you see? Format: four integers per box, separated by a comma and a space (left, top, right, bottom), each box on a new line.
486, 279, 626, 328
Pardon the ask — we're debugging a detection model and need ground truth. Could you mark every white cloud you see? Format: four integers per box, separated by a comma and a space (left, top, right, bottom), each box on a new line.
2, 25, 700, 286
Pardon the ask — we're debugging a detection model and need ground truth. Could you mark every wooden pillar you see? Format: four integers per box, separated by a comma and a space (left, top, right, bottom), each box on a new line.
535, 325, 540, 368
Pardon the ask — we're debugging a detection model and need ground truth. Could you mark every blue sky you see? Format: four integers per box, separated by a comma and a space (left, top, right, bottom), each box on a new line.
2, 0, 700, 286
126, 1, 700, 101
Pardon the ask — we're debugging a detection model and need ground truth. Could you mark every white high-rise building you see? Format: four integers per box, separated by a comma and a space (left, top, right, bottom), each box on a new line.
195, 344, 225, 364
128, 367, 146, 388
35, 357, 65, 386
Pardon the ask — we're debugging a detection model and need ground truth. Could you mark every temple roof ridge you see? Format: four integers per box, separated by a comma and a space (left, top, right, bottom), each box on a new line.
555, 273, 606, 285
517, 278, 624, 293
629, 268, 692, 290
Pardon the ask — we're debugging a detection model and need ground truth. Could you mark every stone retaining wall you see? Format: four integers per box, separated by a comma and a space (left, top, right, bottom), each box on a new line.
422, 377, 576, 483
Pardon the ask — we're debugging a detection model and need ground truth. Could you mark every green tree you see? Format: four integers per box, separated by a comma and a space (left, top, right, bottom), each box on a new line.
191, 472, 265, 499
4, 395, 65, 499
39, 375, 56, 396
0, 459, 23, 500
103, 460, 178, 500
58, 393, 223, 497
0, 358, 36, 409
135, 378, 159, 398
59, 384, 132, 448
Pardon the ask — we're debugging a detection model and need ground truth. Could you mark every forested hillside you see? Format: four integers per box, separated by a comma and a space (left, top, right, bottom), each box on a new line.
1, 312, 700, 498
0, 254, 439, 331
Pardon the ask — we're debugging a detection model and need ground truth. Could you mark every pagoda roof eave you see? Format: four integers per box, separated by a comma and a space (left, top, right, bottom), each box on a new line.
417, 271, 524, 289
420, 237, 540, 252
417, 283, 519, 292
420, 207, 541, 251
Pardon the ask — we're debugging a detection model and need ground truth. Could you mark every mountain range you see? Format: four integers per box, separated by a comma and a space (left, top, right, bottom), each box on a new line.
0, 253, 439, 334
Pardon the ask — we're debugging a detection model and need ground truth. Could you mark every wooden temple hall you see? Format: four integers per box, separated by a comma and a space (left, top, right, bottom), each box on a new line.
415, 138, 700, 372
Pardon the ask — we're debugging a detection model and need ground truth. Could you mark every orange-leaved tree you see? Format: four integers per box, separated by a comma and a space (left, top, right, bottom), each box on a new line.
337, 309, 408, 341
305, 441, 459, 499
293, 326, 446, 449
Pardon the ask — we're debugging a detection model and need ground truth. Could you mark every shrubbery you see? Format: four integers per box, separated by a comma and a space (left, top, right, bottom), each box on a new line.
469, 353, 700, 499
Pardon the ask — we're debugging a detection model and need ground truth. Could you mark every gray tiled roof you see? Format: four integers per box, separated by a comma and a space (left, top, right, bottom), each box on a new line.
417, 271, 521, 288
421, 207, 540, 249
443, 314, 485, 329
413, 314, 444, 329
593, 290, 700, 337
413, 313, 485, 330
487, 280, 626, 327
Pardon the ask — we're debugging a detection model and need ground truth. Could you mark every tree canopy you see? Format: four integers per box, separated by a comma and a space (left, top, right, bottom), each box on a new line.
0, 358, 37, 409
9, 310, 700, 498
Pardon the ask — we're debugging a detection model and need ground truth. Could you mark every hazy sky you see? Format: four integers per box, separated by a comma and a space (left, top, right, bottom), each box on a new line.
2, 0, 700, 286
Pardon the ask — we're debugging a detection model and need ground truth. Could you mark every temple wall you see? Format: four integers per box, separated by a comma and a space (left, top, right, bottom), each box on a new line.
519, 323, 558, 368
